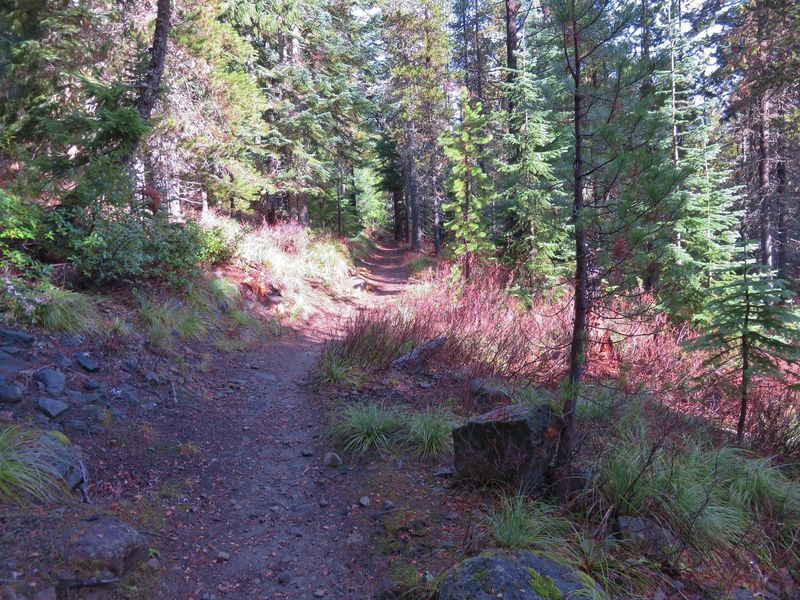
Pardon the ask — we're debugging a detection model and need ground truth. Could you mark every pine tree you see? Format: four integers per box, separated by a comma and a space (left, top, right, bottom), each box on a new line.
441, 89, 494, 280
496, 61, 568, 284
541, 0, 685, 495
688, 239, 800, 443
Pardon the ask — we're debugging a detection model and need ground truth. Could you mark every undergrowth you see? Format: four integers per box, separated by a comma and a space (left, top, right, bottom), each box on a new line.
331, 403, 402, 455
0, 427, 67, 504
330, 404, 455, 459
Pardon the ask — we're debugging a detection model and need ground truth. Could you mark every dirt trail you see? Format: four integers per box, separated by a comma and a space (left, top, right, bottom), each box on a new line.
160, 240, 409, 600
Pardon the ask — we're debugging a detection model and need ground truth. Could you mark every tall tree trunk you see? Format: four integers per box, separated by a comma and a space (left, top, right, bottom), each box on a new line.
556, 18, 586, 500
472, 0, 484, 102
776, 158, 788, 278
137, 0, 171, 121
505, 0, 519, 118
336, 169, 343, 236
433, 195, 442, 256
758, 96, 773, 268
738, 246, 751, 444
409, 159, 421, 250
393, 188, 403, 240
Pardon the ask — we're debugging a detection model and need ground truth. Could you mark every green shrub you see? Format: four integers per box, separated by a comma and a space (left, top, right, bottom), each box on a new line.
0, 190, 45, 273
200, 225, 241, 265
0, 426, 66, 504
331, 403, 402, 455
68, 214, 150, 284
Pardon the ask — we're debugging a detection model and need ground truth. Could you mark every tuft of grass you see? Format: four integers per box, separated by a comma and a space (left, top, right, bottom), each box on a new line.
313, 345, 363, 387
177, 311, 208, 341
331, 403, 402, 455
205, 278, 241, 312
484, 495, 573, 553
34, 285, 98, 332
109, 316, 133, 336
229, 308, 263, 332
403, 408, 455, 458
0, 427, 66, 504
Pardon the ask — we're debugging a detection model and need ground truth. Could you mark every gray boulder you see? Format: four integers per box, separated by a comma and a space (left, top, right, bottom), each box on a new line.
0, 327, 34, 347
438, 551, 594, 600
74, 352, 99, 372
0, 354, 28, 377
453, 404, 558, 494
34, 368, 66, 395
617, 516, 680, 560
0, 377, 23, 403
63, 517, 148, 577
36, 397, 70, 419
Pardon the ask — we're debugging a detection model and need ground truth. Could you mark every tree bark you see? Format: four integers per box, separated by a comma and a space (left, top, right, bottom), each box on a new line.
137, 0, 171, 121
505, 0, 519, 117
393, 188, 403, 240
408, 159, 421, 250
776, 157, 788, 278
758, 96, 773, 269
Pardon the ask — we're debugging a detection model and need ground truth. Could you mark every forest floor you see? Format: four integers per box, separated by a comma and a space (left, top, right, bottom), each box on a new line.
153, 241, 465, 599
1, 239, 479, 600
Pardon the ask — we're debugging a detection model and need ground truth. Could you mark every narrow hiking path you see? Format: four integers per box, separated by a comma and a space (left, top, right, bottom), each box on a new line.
160, 240, 409, 600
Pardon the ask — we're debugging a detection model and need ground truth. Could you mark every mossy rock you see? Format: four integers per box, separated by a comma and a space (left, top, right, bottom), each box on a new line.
437, 550, 596, 600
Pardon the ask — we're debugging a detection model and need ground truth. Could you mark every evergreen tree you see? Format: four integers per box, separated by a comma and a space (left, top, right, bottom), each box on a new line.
540, 0, 684, 494
441, 89, 494, 280
688, 239, 800, 443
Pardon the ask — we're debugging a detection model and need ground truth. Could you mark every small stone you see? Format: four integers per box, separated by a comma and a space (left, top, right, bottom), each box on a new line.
313, 590, 326, 598
301, 449, 314, 457
384, 500, 394, 510
121, 357, 139, 373
117, 385, 140, 405
54, 354, 72, 368
418, 381, 433, 389
277, 572, 291, 585
319, 499, 329, 508
216, 551, 230, 562
36, 397, 70, 419
74, 353, 100, 373
34, 368, 66, 395
445, 511, 459, 521
84, 378, 100, 390
358, 496, 370, 507
62, 336, 81, 347
64, 420, 90, 434
0, 379, 23, 404
434, 466, 457, 478
147, 558, 160, 570
323, 452, 342, 467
